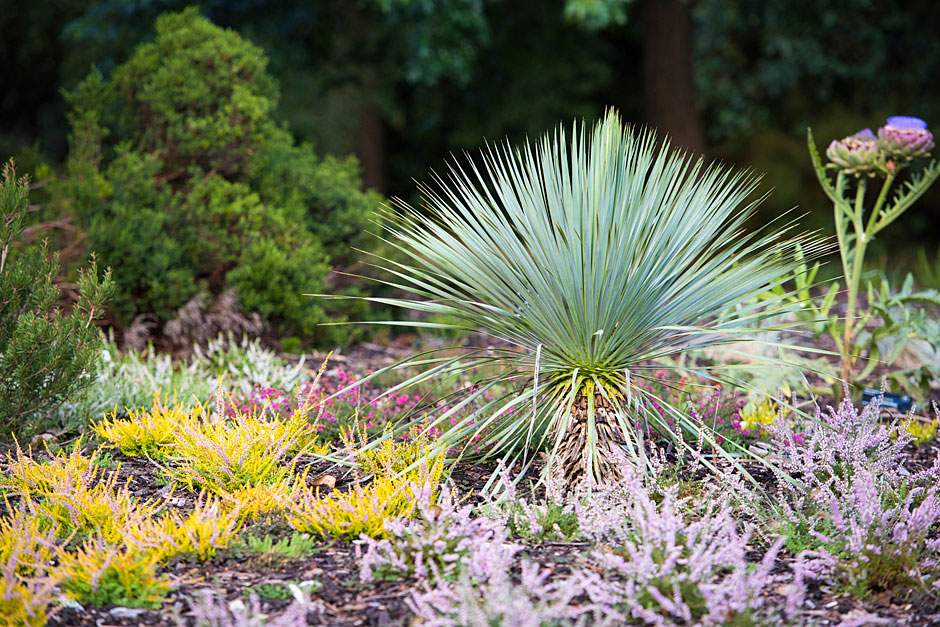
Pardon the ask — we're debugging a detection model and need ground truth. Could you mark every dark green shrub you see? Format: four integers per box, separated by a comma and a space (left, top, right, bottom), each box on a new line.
0, 160, 114, 438
60, 8, 379, 342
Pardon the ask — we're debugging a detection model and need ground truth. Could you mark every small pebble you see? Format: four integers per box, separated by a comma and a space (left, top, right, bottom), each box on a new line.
109, 607, 147, 618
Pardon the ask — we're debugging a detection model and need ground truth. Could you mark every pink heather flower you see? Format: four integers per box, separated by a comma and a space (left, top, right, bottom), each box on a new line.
358, 486, 517, 586
770, 394, 940, 595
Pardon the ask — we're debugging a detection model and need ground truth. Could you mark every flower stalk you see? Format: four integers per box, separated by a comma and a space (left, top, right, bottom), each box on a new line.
809, 117, 939, 388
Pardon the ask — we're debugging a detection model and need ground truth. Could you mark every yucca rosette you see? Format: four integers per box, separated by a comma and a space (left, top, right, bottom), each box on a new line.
878, 116, 934, 162
344, 111, 828, 488
825, 128, 882, 176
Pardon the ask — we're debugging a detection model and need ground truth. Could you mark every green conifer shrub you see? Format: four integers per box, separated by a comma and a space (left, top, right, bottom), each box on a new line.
59, 8, 379, 341
0, 160, 114, 438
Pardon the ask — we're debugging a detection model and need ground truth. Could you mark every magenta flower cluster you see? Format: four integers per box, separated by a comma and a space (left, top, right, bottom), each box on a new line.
637, 370, 769, 446
229, 369, 420, 440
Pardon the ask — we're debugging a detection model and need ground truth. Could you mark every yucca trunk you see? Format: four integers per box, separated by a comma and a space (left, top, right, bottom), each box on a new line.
551, 389, 631, 486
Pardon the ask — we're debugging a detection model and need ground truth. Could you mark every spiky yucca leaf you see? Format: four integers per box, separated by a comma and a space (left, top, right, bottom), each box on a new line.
327, 111, 826, 486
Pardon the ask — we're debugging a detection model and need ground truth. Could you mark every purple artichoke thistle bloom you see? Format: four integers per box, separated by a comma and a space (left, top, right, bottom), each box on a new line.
878, 115, 934, 162
885, 115, 928, 131
826, 128, 882, 176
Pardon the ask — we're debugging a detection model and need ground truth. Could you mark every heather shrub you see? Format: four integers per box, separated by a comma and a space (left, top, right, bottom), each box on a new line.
158, 407, 326, 495
286, 455, 444, 540
586, 485, 784, 626
359, 486, 516, 585
0, 504, 63, 626
182, 585, 319, 627
480, 469, 581, 542
0, 505, 62, 576
411, 468, 786, 626
808, 473, 940, 596
59, 8, 379, 342
409, 560, 615, 627
771, 396, 940, 597
57, 539, 172, 609
93, 394, 204, 459
903, 415, 938, 443
195, 334, 309, 397
23, 466, 161, 543
0, 558, 59, 627
0, 437, 100, 498
123, 497, 242, 562
352, 423, 444, 479
637, 370, 765, 447
3, 442, 161, 542
0, 160, 113, 439
51, 333, 307, 436
231, 367, 417, 443
218, 479, 307, 521
737, 396, 781, 440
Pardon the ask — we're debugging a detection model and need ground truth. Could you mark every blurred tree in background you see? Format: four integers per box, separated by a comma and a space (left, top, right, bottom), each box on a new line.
2, 0, 939, 344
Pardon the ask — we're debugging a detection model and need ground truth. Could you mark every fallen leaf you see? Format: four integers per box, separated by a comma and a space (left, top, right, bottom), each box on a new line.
312, 474, 336, 489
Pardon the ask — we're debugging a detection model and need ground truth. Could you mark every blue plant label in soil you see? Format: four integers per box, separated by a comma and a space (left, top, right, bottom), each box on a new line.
861, 388, 915, 413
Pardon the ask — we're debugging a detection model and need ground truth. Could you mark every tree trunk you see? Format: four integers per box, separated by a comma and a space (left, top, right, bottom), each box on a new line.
642, 0, 705, 156
355, 105, 386, 193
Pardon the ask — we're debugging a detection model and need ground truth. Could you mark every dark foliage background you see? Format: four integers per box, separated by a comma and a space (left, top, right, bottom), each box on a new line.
2, 0, 939, 345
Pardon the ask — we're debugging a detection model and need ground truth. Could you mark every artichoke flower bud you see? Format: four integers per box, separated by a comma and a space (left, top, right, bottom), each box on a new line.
878, 116, 934, 163
826, 128, 883, 176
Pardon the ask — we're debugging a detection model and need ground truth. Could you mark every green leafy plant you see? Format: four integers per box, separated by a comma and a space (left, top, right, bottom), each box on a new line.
808, 118, 940, 387
862, 275, 940, 396
0, 159, 113, 438
231, 532, 320, 566
59, 8, 378, 342
346, 110, 824, 486
243, 580, 320, 601
914, 247, 940, 290
504, 500, 580, 542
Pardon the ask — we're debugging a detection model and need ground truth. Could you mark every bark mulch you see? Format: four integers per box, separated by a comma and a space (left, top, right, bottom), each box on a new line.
37, 443, 940, 626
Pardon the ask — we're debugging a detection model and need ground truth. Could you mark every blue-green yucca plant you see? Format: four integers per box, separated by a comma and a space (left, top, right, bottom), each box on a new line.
344, 111, 826, 486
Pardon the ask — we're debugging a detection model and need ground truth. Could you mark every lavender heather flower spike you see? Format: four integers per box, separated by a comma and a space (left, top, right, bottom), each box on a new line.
770, 395, 940, 596
181, 586, 323, 627
358, 485, 517, 585
878, 115, 934, 162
